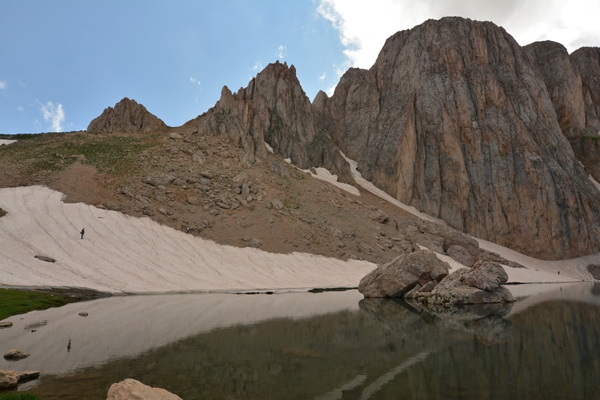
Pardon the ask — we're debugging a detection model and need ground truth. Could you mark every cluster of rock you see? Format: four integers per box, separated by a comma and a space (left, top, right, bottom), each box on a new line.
358, 249, 514, 305
87, 97, 168, 134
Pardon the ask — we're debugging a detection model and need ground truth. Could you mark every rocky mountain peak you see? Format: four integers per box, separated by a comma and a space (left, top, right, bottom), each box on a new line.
87, 97, 168, 134
316, 16, 600, 259
195, 61, 352, 180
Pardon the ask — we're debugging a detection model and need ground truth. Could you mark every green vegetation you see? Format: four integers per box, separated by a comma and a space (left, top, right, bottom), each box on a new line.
0, 288, 71, 320
0, 133, 159, 176
0, 393, 42, 400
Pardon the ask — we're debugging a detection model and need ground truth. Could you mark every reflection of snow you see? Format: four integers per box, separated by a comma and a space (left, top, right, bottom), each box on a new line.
0, 186, 375, 293
0, 290, 364, 375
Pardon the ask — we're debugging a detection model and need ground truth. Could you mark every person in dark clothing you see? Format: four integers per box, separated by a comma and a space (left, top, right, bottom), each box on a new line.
80, 228, 85, 239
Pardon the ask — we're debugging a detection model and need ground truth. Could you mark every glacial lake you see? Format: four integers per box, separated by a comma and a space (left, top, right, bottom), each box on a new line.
2, 283, 600, 399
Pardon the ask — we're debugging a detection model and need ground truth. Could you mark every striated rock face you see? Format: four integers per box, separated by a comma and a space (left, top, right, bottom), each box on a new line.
572, 47, 600, 134
526, 42, 600, 182
195, 61, 352, 181
315, 17, 600, 259
570, 47, 600, 181
87, 97, 168, 134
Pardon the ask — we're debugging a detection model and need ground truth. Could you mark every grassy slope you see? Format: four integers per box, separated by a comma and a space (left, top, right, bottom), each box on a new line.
0, 288, 71, 320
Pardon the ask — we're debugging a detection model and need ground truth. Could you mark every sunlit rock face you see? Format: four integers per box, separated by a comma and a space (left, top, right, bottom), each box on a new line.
314, 17, 600, 260
195, 61, 352, 181
87, 97, 168, 134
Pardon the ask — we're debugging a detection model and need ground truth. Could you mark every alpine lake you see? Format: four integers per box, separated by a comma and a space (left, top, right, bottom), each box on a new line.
1, 283, 600, 399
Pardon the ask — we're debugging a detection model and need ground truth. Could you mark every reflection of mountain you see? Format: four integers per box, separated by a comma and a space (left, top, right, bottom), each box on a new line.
6, 285, 600, 399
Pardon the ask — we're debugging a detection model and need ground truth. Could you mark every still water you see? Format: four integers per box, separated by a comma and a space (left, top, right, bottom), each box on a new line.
2, 283, 600, 399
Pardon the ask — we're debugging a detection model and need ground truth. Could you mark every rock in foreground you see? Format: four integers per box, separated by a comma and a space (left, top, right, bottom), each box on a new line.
0, 370, 39, 390
358, 249, 450, 298
3, 349, 29, 361
425, 261, 514, 305
107, 378, 182, 400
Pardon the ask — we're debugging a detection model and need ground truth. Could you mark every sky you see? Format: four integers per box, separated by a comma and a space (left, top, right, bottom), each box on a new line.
1, 0, 599, 134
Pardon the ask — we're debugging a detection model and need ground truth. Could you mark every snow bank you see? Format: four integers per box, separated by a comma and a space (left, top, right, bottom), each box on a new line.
0, 186, 376, 293
0, 139, 17, 146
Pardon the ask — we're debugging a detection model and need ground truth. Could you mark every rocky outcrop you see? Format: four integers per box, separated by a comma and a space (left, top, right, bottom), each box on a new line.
425, 261, 514, 305
314, 17, 600, 260
195, 61, 352, 181
358, 249, 450, 298
0, 370, 39, 390
107, 378, 182, 400
87, 97, 168, 134
3, 349, 29, 360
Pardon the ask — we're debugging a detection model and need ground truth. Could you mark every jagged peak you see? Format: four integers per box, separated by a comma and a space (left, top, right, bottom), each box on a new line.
87, 97, 168, 134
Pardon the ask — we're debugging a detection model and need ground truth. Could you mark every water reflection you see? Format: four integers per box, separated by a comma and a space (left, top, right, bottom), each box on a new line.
1, 283, 599, 399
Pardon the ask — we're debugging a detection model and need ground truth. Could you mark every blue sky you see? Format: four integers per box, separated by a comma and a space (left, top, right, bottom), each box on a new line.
2, 0, 599, 134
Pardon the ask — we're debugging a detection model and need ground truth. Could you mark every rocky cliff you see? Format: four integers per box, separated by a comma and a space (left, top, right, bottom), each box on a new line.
87, 97, 168, 134
313, 17, 600, 259
194, 61, 352, 181
526, 42, 600, 182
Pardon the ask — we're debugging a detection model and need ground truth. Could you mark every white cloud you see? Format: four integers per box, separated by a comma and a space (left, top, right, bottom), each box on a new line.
18, 79, 26, 87
318, 72, 327, 81
17, 106, 24, 112
277, 45, 287, 59
317, 0, 600, 72
0, 81, 6, 90
253, 61, 263, 72
190, 77, 201, 86
40, 101, 65, 132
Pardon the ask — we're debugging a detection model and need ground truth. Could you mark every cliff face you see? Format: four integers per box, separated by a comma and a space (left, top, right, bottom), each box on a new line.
195, 61, 351, 181
87, 98, 168, 134
314, 17, 600, 259
526, 42, 600, 182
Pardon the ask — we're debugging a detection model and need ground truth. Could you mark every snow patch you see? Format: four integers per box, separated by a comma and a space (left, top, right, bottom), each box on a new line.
264, 142, 274, 153
589, 175, 600, 191
305, 167, 360, 196
0, 139, 17, 146
0, 186, 376, 294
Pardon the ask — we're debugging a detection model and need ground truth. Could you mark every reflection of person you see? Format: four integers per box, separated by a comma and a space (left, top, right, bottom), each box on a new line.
80, 228, 85, 239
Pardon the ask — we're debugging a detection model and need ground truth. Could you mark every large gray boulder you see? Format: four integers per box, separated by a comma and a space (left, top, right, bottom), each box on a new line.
426, 261, 514, 305
358, 249, 450, 298
106, 378, 182, 400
